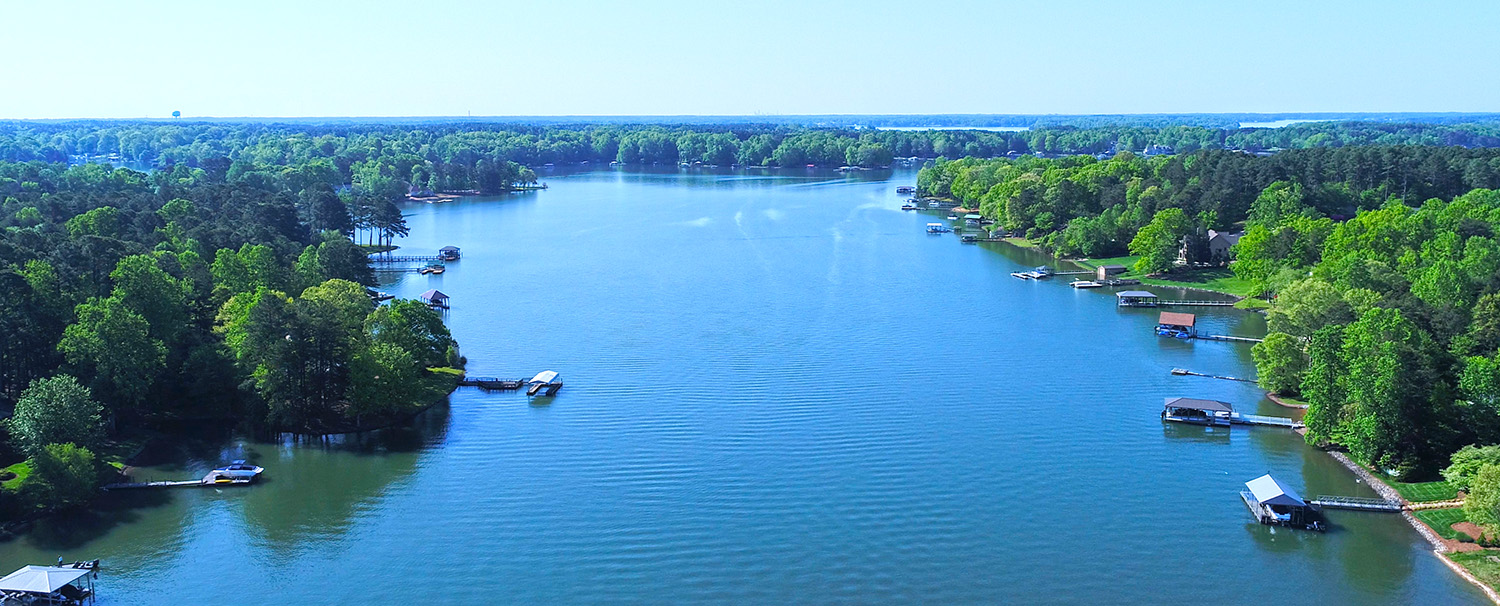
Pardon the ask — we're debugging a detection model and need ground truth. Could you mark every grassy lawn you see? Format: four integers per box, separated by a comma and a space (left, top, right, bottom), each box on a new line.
1076, 255, 1255, 298
1, 460, 32, 491
1235, 298, 1271, 310
1416, 508, 1470, 539
1001, 237, 1037, 249
1273, 394, 1310, 407
360, 244, 398, 254
420, 367, 464, 401
1373, 475, 1459, 503
1447, 551, 1500, 591
1140, 269, 1256, 298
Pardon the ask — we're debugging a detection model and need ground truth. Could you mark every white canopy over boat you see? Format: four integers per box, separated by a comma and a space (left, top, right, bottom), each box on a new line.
528, 370, 559, 384
1246, 474, 1306, 507
0, 566, 91, 593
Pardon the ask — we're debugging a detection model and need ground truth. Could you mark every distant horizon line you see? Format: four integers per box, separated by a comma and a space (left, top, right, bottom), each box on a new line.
6, 111, 1500, 122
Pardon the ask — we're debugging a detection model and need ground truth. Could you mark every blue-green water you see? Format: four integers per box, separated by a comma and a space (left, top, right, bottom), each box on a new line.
0, 167, 1485, 604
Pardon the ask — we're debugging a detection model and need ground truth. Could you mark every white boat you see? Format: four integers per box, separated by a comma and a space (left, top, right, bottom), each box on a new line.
1071, 280, 1103, 288
210, 460, 263, 480
926, 223, 950, 234
947, 214, 958, 220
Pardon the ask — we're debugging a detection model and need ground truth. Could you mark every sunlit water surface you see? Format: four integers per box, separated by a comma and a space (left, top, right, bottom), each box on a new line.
0, 167, 1484, 605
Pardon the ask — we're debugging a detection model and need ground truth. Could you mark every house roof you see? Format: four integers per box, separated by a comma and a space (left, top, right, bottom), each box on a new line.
419, 289, 449, 301
0, 566, 90, 594
1116, 290, 1158, 298
1163, 397, 1234, 413
1208, 230, 1244, 246
1246, 474, 1307, 507
1158, 312, 1196, 327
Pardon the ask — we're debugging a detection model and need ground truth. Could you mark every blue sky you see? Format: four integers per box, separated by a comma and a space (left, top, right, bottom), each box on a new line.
2, 0, 1496, 119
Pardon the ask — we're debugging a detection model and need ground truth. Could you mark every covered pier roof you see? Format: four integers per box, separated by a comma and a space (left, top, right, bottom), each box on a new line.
1246, 474, 1307, 507
1163, 397, 1234, 413
1158, 312, 1196, 327
419, 289, 449, 302
1116, 290, 1158, 299
0, 566, 91, 594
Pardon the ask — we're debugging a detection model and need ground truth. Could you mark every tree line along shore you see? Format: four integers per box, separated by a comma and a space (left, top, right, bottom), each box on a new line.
0, 149, 461, 523
6, 120, 1500, 565
917, 144, 1500, 592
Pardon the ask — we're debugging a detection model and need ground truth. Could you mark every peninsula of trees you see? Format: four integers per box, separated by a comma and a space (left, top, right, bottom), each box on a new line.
0, 158, 457, 520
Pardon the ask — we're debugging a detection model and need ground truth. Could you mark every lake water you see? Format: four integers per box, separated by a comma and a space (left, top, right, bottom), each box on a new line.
0, 167, 1485, 604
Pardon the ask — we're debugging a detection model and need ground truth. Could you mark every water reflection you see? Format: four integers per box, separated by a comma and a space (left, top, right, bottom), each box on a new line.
238, 406, 449, 553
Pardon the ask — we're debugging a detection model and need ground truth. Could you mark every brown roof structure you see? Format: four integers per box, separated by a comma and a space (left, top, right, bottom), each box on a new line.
1158, 311, 1196, 327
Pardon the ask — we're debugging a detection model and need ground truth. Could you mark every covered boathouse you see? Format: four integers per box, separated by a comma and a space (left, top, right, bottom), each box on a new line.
1156, 312, 1197, 338
419, 289, 450, 309
1161, 397, 1233, 427
0, 564, 97, 604
1241, 474, 1325, 531
1116, 290, 1159, 307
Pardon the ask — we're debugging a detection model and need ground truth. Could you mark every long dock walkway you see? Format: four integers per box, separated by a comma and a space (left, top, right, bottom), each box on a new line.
1233, 413, 1303, 428
1197, 334, 1264, 343
1158, 300, 1236, 307
104, 475, 253, 491
1171, 368, 1257, 383
368, 255, 443, 263
457, 377, 527, 390
1310, 495, 1403, 512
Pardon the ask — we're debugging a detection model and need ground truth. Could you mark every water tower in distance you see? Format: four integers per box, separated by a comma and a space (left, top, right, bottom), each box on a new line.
172, 110, 181, 119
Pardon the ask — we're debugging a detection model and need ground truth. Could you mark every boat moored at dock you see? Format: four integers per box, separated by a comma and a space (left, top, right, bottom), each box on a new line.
926, 223, 951, 234
1242, 474, 1325, 531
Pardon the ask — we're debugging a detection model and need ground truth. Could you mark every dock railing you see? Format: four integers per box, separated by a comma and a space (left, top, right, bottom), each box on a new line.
1310, 495, 1403, 512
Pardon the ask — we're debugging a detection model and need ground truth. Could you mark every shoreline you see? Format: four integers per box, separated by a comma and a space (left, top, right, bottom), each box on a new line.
1322, 448, 1500, 603
996, 240, 1250, 300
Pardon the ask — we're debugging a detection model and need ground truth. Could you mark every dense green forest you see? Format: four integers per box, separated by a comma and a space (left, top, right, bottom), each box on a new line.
4, 120, 1500, 178
0, 155, 458, 519
917, 146, 1500, 270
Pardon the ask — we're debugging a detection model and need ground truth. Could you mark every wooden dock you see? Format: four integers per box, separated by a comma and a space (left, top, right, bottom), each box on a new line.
1171, 368, 1257, 383
1196, 334, 1264, 343
369, 255, 443, 263
457, 377, 527, 390
104, 475, 253, 491
1158, 300, 1236, 307
1233, 413, 1303, 429
1310, 495, 1403, 512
